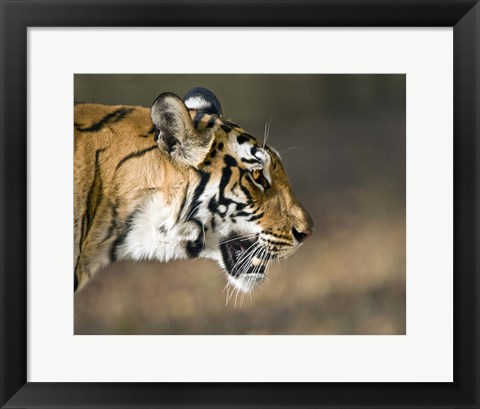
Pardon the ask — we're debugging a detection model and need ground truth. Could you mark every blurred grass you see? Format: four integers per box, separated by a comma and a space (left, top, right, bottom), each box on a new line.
74, 74, 405, 335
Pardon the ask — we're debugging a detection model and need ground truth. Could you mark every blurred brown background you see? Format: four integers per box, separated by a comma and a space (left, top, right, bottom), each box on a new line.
74, 74, 406, 335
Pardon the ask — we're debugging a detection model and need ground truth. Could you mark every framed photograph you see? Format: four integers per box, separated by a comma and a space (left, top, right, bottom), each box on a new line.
1, 1, 478, 408
72, 73, 407, 336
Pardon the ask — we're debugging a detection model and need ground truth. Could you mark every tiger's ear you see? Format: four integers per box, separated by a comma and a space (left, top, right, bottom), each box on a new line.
151, 92, 213, 167
183, 87, 222, 116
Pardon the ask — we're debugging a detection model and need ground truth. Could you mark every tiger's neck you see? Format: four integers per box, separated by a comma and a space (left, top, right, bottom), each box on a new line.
113, 164, 210, 263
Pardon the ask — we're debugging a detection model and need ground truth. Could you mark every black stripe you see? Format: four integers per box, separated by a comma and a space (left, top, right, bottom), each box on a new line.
79, 148, 105, 251
237, 134, 253, 144
247, 212, 264, 222
75, 107, 134, 132
74, 254, 80, 292
206, 116, 216, 128
185, 171, 210, 258
241, 157, 261, 164
227, 158, 254, 208
239, 179, 254, 203
109, 210, 138, 263
101, 197, 120, 243
265, 238, 292, 246
115, 145, 157, 172
235, 210, 255, 218
193, 111, 205, 129
267, 231, 291, 240
176, 184, 189, 223
77, 218, 85, 264
85, 148, 105, 226
219, 165, 232, 199
224, 155, 237, 167
221, 124, 232, 133
186, 171, 210, 222
140, 125, 157, 138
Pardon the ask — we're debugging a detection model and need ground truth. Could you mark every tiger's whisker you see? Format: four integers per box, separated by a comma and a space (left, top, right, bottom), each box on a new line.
230, 242, 258, 275
217, 233, 257, 246
185, 203, 202, 221
280, 145, 303, 156
263, 119, 272, 149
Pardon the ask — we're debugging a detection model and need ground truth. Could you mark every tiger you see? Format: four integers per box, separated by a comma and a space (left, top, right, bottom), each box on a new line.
74, 87, 314, 294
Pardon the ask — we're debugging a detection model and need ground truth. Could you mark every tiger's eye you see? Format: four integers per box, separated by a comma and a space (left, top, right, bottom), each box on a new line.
252, 169, 261, 180
249, 168, 269, 190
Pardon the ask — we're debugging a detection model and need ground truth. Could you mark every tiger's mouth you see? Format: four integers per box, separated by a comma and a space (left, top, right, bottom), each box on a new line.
220, 235, 268, 278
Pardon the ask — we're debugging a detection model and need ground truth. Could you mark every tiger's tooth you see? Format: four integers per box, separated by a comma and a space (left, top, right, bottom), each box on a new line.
251, 256, 262, 266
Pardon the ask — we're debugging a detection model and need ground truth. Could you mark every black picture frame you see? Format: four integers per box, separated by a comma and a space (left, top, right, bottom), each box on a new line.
1, 1, 479, 408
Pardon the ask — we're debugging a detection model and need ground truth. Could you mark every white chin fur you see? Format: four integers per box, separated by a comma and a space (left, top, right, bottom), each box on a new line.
227, 273, 264, 293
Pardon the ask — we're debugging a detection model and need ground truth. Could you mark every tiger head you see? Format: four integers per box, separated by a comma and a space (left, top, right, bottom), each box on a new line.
151, 87, 314, 293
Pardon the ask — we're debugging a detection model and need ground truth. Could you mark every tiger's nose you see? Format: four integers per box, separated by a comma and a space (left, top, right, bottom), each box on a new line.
292, 227, 313, 243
